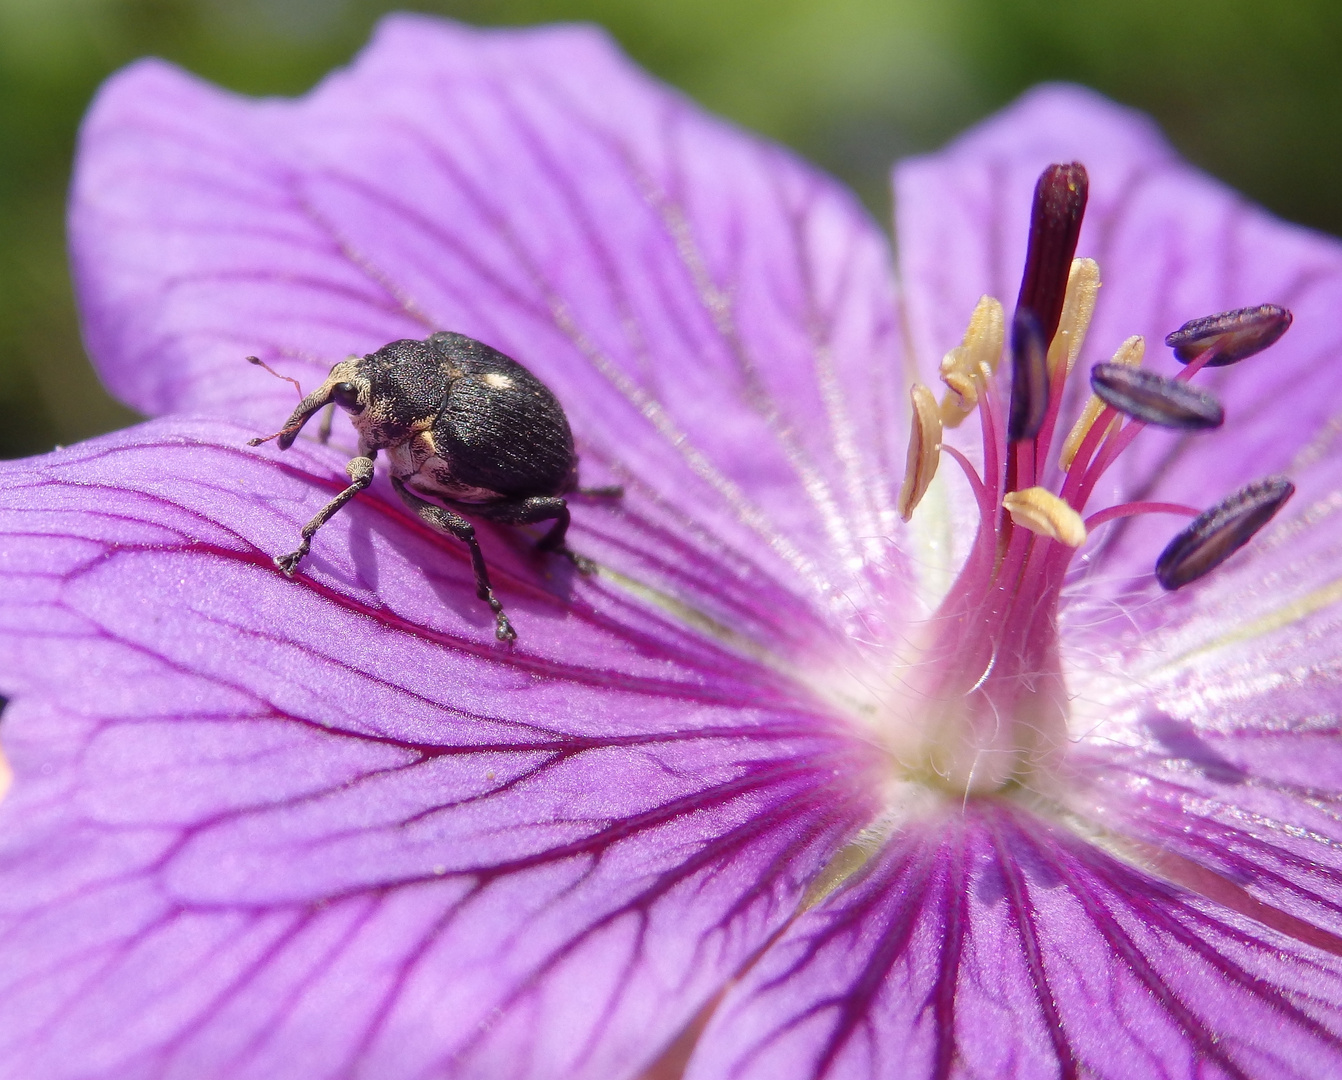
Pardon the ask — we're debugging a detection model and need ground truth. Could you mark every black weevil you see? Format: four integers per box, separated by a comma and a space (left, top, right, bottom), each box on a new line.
249, 331, 619, 641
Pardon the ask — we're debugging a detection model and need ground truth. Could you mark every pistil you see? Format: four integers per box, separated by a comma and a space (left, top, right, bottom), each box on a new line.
894, 162, 1297, 798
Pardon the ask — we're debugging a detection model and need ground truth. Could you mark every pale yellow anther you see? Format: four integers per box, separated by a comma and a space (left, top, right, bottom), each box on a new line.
1002, 487, 1088, 548
1047, 258, 1101, 378
1060, 335, 1145, 471
938, 296, 1004, 427
898, 383, 943, 522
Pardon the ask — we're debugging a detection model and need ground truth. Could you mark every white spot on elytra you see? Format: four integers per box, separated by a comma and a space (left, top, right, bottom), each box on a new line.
483, 373, 514, 390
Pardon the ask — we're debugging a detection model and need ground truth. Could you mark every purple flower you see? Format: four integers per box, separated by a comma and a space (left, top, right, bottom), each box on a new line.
4, 12, 1342, 1078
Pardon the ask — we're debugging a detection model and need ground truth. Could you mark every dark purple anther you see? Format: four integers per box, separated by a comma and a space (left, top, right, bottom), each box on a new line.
1014, 163, 1089, 351
1090, 364, 1224, 430
1008, 308, 1049, 441
1166, 305, 1293, 367
1155, 475, 1294, 589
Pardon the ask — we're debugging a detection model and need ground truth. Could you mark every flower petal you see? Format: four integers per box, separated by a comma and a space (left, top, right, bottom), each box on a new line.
896, 84, 1342, 592
1068, 440, 1342, 956
689, 802, 1342, 1080
0, 419, 880, 1079
72, 15, 909, 636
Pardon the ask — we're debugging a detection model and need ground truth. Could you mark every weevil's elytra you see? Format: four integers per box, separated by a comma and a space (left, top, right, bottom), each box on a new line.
248, 331, 621, 641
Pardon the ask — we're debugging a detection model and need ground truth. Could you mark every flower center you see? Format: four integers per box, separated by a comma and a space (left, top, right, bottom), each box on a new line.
893, 163, 1295, 797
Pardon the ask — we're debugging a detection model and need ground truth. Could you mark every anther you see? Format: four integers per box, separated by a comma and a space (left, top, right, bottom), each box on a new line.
1046, 258, 1101, 378
1061, 335, 1143, 470
1090, 363, 1224, 430
1155, 475, 1295, 589
939, 295, 1005, 427
899, 383, 943, 521
1002, 487, 1087, 548
1008, 308, 1049, 441
1166, 305, 1293, 367
1014, 163, 1089, 350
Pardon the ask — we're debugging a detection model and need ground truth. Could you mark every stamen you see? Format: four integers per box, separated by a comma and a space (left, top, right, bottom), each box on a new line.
1014, 163, 1089, 349
1155, 475, 1295, 589
1002, 486, 1087, 548
1007, 308, 1049, 441
898, 383, 944, 521
1166, 305, 1293, 367
1046, 258, 1101, 377
1090, 363, 1224, 430
939, 296, 1005, 427
1060, 335, 1143, 470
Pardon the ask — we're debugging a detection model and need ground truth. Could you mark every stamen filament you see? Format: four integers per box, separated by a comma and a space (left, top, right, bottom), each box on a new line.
1084, 501, 1201, 530
941, 444, 994, 523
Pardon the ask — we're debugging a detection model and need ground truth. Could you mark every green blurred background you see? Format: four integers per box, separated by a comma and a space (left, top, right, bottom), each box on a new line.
2, 0, 1339, 458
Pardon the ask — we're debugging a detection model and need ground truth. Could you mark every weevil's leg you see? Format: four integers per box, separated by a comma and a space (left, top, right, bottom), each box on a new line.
575, 484, 623, 499
473, 496, 598, 574
317, 402, 336, 445
276, 451, 376, 576
391, 477, 517, 642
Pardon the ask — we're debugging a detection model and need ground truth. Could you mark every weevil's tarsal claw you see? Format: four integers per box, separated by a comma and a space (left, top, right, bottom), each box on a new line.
1155, 475, 1294, 589
899, 383, 943, 522
1166, 304, 1293, 367
275, 544, 309, 577
1090, 363, 1224, 430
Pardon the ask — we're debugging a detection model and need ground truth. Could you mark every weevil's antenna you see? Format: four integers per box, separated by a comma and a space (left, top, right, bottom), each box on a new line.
246, 355, 304, 398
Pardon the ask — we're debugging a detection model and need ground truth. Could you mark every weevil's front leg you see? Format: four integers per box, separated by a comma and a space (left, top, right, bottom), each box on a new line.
391, 477, 517, 642
472, 496, 597, 574
276, 451, 377, 576
316, 402, 336, 445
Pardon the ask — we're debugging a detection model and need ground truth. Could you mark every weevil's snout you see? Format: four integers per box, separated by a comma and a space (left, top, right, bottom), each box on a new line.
248, 360, 363, 449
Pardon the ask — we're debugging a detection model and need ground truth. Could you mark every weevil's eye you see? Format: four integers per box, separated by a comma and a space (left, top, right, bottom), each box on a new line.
332, 382, 364, 413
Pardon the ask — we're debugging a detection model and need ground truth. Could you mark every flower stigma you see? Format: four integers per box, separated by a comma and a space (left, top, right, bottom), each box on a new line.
891, 162, 1297, 799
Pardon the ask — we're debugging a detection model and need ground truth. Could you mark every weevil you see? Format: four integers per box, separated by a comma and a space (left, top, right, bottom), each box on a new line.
248, 332, 620, 641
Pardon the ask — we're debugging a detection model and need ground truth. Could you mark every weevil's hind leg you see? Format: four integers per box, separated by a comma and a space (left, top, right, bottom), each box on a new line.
276, 452, 376, 576
473, 496, 597, 575
316, 402, 336, 445
391, 477, 517, 642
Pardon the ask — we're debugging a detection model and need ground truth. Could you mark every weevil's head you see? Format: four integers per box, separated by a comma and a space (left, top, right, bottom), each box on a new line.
249, 339, 453, 451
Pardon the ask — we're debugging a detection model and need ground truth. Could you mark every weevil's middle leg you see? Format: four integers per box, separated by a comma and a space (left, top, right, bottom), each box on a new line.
391, 476, 517, 642
276, 452, 376, 576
